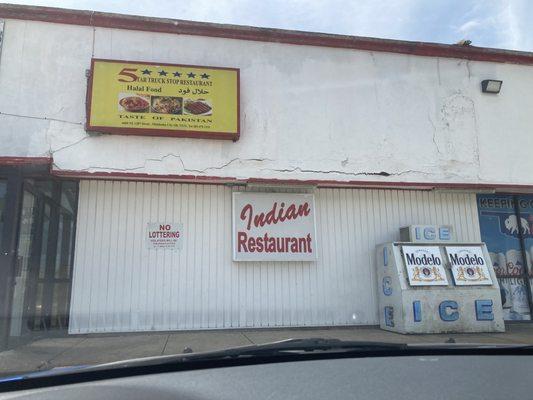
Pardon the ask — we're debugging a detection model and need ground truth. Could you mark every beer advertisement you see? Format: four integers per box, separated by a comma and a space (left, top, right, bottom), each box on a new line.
401, 245, 449, 286
445, 246, 493, 286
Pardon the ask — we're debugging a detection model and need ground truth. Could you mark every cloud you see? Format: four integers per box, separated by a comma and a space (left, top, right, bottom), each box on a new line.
450, 0, 533, 50
458, 19, 481, 34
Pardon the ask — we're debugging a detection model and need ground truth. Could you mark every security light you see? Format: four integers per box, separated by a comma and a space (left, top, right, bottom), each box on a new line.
481, 79, 502, 94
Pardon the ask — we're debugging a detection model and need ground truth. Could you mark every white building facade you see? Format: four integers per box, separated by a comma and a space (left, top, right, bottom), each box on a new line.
0, 5, 532, 342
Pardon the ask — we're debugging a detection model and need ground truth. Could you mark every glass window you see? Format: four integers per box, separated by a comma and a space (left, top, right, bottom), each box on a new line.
477, 194, 532, 321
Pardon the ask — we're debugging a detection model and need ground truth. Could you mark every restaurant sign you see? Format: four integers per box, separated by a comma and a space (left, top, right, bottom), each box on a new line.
232, 192, 318, 262
87, 59, 239, 140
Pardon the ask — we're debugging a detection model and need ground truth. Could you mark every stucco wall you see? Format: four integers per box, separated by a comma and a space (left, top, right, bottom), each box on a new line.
1, 19, 533, 184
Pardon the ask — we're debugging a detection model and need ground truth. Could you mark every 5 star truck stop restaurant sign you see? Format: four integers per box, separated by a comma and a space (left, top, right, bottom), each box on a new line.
86, 59, 240, 140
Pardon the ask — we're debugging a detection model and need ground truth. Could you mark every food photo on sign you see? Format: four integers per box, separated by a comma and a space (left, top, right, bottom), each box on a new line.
118, 93, 151, 113
232, 192, 318, 262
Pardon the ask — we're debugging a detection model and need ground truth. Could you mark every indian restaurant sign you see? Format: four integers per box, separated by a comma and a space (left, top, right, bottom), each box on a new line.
86, 59, 240, 140
232, 192, 318, 262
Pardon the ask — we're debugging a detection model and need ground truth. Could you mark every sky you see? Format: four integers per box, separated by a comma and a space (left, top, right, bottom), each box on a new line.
2, 0, 533, 51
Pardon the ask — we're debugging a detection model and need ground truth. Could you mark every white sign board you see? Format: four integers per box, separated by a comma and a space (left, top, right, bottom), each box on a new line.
402, 245, 448, 286
146, 222, 183, 250
0, 20, 4, 63
445, 246, 493, 286
232, 192, 318, 261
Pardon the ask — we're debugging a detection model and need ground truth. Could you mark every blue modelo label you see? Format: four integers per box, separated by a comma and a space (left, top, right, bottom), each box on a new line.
405, 253, 442, 266
448, 253, 485, 265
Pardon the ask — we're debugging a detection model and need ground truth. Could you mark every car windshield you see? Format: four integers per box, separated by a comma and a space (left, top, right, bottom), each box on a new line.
0, 0, 533, 381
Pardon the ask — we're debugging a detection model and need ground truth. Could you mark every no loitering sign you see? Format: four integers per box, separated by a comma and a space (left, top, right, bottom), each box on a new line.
146, 222, 183, 250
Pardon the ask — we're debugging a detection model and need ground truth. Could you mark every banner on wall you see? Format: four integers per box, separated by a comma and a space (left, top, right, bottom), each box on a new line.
478, 196, 533, 239
232, 192, 318, 262
87, 59, 240, 140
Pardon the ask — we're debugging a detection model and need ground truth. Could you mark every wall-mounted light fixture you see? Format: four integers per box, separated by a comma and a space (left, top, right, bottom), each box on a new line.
481, 79, 503, 94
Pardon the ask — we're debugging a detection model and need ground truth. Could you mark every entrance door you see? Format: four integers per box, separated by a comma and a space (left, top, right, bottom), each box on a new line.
477, 194, 533, 321
0, 165, 78, 349
9, 180, 78, 341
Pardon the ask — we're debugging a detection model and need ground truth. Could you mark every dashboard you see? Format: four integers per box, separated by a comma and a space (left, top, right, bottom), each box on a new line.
1, 355, 530, 399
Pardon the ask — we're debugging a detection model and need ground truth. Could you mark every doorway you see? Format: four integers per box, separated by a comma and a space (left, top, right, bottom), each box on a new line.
0, 165, 78, 348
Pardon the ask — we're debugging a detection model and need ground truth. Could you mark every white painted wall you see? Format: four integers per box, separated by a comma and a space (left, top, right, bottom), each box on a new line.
70, 181, 481, 333
1, 19, 533, 185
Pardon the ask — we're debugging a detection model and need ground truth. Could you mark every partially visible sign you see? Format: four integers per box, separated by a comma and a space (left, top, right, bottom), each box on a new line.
477, 194, 531, 320
87, 59, 239, 140
446, 246, 493, 286
478, 195, 533, 239
232, 192, 317, 262
146, 222, 183, 251
402, 245, 448, 286
0, 20, 4, 63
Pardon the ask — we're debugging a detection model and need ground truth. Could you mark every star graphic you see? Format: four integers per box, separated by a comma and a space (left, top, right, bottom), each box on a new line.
159, 70, 168, 76
173, 71, 181, 77
200, 73, 210, 79
141, 69, 151, 75
187, 72, 196, 78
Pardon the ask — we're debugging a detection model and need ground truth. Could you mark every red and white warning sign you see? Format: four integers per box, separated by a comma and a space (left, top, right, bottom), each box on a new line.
146, 222, 183, 250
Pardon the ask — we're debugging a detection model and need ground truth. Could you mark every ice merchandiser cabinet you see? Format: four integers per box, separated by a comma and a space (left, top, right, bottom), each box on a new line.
376, 226, 505, 334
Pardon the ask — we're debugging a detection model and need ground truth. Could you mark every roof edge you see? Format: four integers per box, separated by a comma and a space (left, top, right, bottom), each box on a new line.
1, 3, 533, 65
51, 169, 533, 193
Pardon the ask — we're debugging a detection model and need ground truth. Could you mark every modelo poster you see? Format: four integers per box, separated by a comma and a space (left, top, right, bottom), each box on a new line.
445, 246, 493, 286
401, 245, 448, 286
232, 192, 318, 262
87, 59, 239, 140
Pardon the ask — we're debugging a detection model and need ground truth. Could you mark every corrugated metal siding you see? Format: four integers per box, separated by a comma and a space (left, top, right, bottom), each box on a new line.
69, 181, 481, 333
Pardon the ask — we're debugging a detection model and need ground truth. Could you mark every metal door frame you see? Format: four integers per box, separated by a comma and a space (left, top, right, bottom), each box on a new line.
0, 164, 62, 349
20, 179, 78, 335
